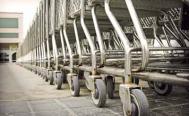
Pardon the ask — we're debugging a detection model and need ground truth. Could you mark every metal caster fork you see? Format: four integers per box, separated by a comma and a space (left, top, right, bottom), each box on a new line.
119, 84, 150, 116
53, 71, 63, 89
67, 73, 80, 97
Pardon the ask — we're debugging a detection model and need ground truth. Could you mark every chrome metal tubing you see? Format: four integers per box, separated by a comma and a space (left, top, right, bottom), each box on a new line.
39, 44, 43, 68
63, 28, 74, 73
60, 28, 66, 64
36, 46, 39, 66
74, 65, 189, 87
52, 34, 58, 70
124, 0, 149, 70
162, 26, 172, 47
153, 25, 165, 47
81, 0, 97, 74
91, 6, 105, 66
104, 0, 132, 83
41, 42, 45, 67
133, 72, 189, 87
73, 19, 82, 65
63, 0, 74, 73
46, 39, 51, 69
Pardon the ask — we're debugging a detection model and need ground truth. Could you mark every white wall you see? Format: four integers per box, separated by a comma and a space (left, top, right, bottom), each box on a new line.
0, 12, 23, 43
0, 0, 41, 39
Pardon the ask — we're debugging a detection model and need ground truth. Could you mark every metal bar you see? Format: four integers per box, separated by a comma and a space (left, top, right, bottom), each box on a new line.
124, 0, 149, 70
91, 6, 105, 66
80, 0, 97, 74
73, 19, 82, 65
63, 28, 74, 73
46, 38, 51, 69
104, 0, 132, 83
60, 28, 66, 64
73, 65, 189, 87
133, 72, 189, 87
62, 0, 74, 73
52, 34, 58, 70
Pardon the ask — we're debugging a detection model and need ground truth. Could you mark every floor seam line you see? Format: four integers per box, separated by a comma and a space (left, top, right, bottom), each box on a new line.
26, 101, 36, 116
151, 102, 189, 111
54, 99, 78, 116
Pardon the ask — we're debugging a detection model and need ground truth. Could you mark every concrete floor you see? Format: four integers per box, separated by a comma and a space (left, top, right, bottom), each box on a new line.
0, 63, 189, 116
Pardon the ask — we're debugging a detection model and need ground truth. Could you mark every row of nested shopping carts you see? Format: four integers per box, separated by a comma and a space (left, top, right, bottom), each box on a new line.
17, 0, 189, 115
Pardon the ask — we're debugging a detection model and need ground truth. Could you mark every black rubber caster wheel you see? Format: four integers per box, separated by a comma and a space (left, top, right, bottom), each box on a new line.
44, 70, 48, 82
43, 71, 46, 79
62, 72, 67, 83
34, 70, 37, 74
106, 76, 115, 99
148, 81, 154, 89
123, 89, 150, 116
78, 70, 84, 79
38, 71, 40, 75
45, 76, 48, 82
56, 73, 63, 90
154, 82, 172, 96
185, 87, 189, 92
132, 77, 139, 85
92, 79, 106, 107
71, 76, 80, 96
49, 71, 54, 85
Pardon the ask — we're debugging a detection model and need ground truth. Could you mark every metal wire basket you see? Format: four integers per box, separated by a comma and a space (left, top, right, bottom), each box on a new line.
68, 0, 81, 17
57, 0, 65, 26
55, 0, 61, 29
49, 0, 54, 34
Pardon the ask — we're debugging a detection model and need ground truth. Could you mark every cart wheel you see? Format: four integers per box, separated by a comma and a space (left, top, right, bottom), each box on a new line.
148, 81, 154, 89
132, 77, 139, 85
92, 79, 106, 107
185, 87, 189, 92
106, 76, 114, 99
78, 70, 84, 79
42, 74, 45, 79
63, 73, 67, 83
43, 72, 46, 79
153, 82, 172, 96
44, 70, 48, 82
123, 89, 150, 116
34, 69, 37, 74
71, 76, 80, 96
56, 73, 63, 90
45, 76, 48, 82
38, 71, 41, 75
49, 71, 54, 85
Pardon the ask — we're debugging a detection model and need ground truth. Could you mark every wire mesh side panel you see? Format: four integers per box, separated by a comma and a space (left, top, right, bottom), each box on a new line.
44, 0, 49, 40
58, 0, 65, 26
48, 0, 52, 34
68, 0, 81, 17
55, 0, 61, 30
167, 8, 181, 20
55, 0, 69, 29
49, 0, 55, 34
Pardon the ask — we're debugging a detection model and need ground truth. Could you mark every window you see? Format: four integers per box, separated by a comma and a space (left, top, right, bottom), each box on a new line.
0, 18, 18, 28
0, 33, 19, 38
